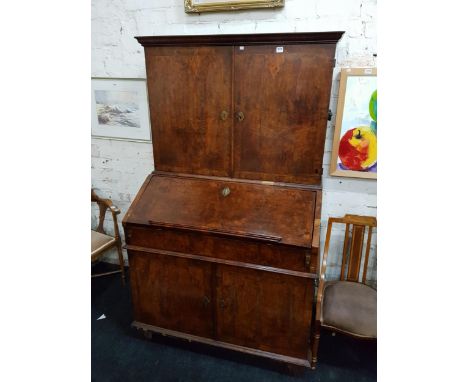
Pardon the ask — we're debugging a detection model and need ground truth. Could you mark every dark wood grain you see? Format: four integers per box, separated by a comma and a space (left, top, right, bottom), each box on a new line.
155, 170, 323, 191
145, 46, 232, 176
132, 321, 311, 367
346, 224, 365, 282
312, 190, 322, 273
233, 44, 335, 184
215, 264, 314, 359
128, 249, 213, 338
125, 173, 316, 247
126, 245, 316, 279
139, 35, 340, 183
125, 32, 342, 368
122, 174, 152, 226
126, 227, 315, 273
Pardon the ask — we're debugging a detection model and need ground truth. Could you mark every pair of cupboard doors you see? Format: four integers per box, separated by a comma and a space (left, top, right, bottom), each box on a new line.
129, 246, 314, 365
144, 41, 337, 185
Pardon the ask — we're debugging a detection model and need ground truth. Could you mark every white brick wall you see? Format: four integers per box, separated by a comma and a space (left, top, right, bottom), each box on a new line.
91, 0, 377, 283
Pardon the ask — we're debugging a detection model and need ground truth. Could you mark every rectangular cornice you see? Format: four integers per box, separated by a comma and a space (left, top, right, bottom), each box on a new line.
135, 32, 345, 47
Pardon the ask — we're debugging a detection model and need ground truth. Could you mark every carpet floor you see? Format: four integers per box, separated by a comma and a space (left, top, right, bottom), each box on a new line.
92, 265, 376, 382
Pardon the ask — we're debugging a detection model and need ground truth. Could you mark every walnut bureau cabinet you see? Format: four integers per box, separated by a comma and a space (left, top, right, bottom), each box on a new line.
123, 32, 344, 368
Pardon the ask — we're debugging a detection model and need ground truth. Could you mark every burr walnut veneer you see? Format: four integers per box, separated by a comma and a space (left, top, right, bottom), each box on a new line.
123, 32, 344, 368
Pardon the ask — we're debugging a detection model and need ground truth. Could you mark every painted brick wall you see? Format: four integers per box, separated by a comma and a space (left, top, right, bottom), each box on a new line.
91, 0, 377, 283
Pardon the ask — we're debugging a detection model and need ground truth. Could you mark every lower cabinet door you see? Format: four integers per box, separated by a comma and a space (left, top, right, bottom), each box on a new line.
128, 250, 214, 338
215, 264, 314, 359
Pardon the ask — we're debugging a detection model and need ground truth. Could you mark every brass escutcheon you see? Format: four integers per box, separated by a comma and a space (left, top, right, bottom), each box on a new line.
221, 187, 230, 197
220, 110, 228, 121
236, 111, 244, 121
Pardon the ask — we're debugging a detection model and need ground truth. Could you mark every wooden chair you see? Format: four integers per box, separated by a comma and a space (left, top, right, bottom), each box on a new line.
312, 214, 377, 369
91, 189, 125, 284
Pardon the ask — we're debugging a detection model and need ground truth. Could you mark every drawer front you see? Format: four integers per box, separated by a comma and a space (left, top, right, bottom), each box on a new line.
126, 226, 315, 273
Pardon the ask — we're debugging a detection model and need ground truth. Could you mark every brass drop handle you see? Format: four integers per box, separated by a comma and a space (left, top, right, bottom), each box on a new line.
220, 110, 228, 121
203, 295, 210, 307
219, 299, 226, 309
235, 111, 245, 122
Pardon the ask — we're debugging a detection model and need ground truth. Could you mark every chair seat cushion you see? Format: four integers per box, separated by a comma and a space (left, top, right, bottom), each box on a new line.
322, 281, 376, 338
91, 230, 115, 258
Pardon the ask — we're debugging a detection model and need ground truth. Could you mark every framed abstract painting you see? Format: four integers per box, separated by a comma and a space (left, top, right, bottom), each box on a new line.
91, 78, 151, 141
330, 68, 377, 179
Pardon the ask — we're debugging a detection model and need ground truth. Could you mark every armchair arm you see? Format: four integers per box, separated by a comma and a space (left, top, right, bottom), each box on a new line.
92, 189, 122, 239
92, 189, 121, 213
109, 205, 121, 215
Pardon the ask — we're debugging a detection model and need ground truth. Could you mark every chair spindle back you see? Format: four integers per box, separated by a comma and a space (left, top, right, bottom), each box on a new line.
323, 214, 377, 285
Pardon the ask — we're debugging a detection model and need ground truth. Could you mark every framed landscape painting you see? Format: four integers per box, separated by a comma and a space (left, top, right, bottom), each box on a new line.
330, 68, 377, 179
91, 78, 151, 141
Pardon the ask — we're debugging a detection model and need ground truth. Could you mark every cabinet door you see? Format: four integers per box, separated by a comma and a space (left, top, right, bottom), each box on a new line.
233, 44, 336, 184
128, 250, 214, 338
145, 46, 232, 177
215, 264, 314, 359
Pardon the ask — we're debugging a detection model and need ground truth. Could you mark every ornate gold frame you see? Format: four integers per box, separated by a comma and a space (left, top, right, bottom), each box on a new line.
184, 0, 284, 13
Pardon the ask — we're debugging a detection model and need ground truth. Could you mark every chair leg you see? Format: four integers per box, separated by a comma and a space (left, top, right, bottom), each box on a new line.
311, 320, 321, 369
116, 243, 126, 285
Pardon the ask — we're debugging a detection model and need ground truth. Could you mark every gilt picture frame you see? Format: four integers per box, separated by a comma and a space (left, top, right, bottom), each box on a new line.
91, 78, 151, 141
330, 68, 377, 179
184, 0, 284, 13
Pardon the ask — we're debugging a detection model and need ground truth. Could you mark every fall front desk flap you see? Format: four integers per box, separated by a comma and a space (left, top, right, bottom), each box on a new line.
124, 173, 317, 248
